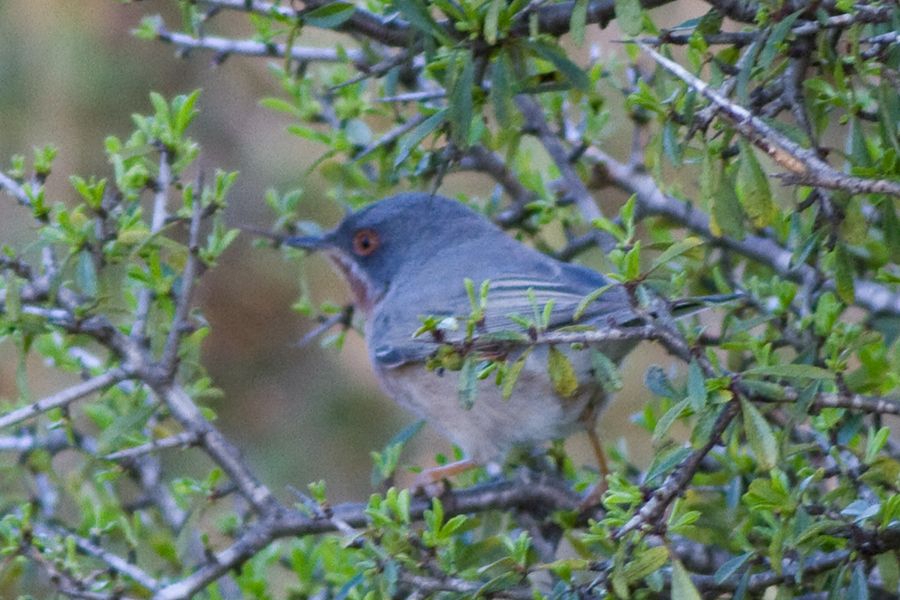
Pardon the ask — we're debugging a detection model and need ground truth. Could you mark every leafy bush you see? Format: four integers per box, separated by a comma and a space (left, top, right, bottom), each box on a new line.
1, 0, 898, 598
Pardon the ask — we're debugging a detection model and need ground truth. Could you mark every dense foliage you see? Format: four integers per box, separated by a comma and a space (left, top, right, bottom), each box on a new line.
0, 0, 898, 598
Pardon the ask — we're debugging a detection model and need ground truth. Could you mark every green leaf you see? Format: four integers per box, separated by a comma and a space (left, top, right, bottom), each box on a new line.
484, 0, 502, 45
653, 398, 689, 443
686, 359, 707, 411
713, 552, 753, 584
644, 445, 691, 485
735, 141, 776, 228
502, 349, 531, 399
393, 109, 447, 168
573, 284, 614, 321
648, 236, 703, 274
623, 240, 641, 280
591, 350, 623, 392
848, 564, 869, 600
490, 52, 516, 129
570, 0, 589, 45
671, 560, 702, 600
392, 0, 450, 43
525, 40, 590, 91
548, 346, 579, 398
833, 244, 855, 304
743, 363, 835, 380
304, 2, 356, 28
75, 251, 98, 298
710, 171, 745, 238
758, 10, 802, 69
458, 357, 478, 409
740, 398, 778, 470
448, 51, 474, 146
875, 552, 899, 594
615, 0, 644, 36
622, 546, 669, 583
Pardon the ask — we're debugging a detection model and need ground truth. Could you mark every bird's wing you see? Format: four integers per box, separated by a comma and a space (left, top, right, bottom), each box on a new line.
371, 268, 636, 368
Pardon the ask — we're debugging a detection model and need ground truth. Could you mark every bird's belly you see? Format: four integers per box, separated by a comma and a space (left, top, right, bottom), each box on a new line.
372, 346, 602, 464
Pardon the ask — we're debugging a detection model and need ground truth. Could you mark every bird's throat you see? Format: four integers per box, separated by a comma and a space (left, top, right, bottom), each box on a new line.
325, 251, 380, 316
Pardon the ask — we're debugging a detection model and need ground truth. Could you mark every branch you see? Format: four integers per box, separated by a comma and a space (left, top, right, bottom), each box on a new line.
692, 549, 851, 593
0, 169, 30, 207
615, 399, 741, 538
584, 146, 900, 316
0, 369, 128, 430
152, 20, 365, 64
201, 0, 411, 46
104, 431, 199, 461
154, 475, 585, 600
456, 145, 538, 222
33, 522, 159, 592
639, 44, 900, 197
516, 95, 604, 222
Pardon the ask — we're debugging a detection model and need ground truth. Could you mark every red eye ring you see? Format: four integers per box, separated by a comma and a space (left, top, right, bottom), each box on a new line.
352, 228, 380, 257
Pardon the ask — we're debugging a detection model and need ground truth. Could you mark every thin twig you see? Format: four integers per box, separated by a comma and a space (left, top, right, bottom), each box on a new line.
104, 431, 199, 461
0, 369, 128, 430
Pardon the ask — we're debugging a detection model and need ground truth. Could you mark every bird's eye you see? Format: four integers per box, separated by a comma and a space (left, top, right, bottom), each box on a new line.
352, 228, 380, 257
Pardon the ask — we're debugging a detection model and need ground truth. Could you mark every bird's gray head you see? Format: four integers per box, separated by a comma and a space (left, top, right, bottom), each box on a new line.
286, 193, 497, 313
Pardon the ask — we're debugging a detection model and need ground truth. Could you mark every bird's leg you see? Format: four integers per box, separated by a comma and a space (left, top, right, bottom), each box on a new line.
579, 427, 610, 509
411, 458, 478, 494
587, 426, 611, 480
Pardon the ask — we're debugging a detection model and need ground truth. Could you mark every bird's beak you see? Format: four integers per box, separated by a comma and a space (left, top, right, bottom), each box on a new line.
283, 234, 330, 251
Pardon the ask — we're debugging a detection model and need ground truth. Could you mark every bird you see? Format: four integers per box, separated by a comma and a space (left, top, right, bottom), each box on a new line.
283, 192, 703, 488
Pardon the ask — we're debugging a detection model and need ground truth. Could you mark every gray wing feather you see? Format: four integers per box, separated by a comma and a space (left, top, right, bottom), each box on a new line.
371, 259, 636, 368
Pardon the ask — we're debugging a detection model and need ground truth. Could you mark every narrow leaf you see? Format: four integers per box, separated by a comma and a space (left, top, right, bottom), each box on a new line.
735, 141, 776, 228
622, 546, 669, 583
393, 109, 447, 168
833, 244, 855, 304
713, 552, 753, 584
458, 357, 478, 409
525, 40, 590, 91
484, 0, 502, 45
741, 398, 778, 470
615, 0, 644, 36
448, 51, 474, 146
649, 236, 703, 274
502, 349, 531, 399
653, 398, 689, 443
686, 359, 707, 411
304, 2, 357, 28
490, 52, 516, 129
570, 0, 589, 45
710, 171, 745, 238
573, 284, 614, 321
743, 364, 835, 380
548, 346, 579, 398
671, 560, 702, 600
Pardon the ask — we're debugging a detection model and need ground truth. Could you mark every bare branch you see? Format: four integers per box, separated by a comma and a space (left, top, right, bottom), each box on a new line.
0, 369, 128, 430
152, 20, 365, 64
132, 150, 172, 340
159, 187, 203, 375
104, 431, 199, 461
0, 169, 30, 207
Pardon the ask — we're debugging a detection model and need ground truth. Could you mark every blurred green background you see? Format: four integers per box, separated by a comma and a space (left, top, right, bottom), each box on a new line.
0, 0, 696, 501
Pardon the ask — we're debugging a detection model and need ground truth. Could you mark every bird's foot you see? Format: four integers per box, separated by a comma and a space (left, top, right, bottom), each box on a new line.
411, 458, 477, 496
